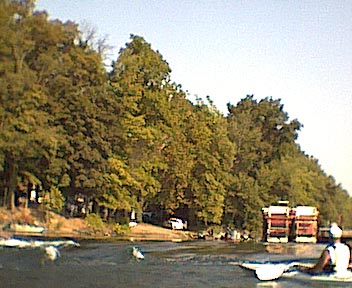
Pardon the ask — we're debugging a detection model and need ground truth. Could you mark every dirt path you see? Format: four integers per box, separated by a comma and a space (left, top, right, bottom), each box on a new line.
126, 223, 193, 241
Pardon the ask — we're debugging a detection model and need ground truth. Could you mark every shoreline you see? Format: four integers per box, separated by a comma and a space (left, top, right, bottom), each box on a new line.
0, 207, 193, 242
0, 225, 193, 242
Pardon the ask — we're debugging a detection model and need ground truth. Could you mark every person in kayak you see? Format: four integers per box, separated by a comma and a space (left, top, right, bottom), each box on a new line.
302, 223, 351, 274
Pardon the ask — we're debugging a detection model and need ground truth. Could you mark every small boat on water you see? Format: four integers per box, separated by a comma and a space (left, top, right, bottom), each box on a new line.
241, 261, 352, 283
0, 236, 80, 248
4, 223, 45, 234
0, 237, 32, 248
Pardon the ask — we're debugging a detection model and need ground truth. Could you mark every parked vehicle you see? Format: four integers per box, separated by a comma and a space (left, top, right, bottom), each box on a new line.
142, 212, 158, 224
168, 217, 187, 230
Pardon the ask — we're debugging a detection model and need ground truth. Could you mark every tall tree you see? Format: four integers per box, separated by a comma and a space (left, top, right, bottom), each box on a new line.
108, 35, 171, 214
0, 1, 59, 209
156, 88, 196, 217
41, 21, 110, 202
226, 95, 302, 231
184, 98, 235, 227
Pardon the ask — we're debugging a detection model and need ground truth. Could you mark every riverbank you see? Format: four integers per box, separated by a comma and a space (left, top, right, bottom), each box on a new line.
0, 207, 193, 241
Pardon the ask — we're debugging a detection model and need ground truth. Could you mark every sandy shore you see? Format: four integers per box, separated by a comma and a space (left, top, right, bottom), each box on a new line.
0, 207, 193, 241
125, 223, 193, 241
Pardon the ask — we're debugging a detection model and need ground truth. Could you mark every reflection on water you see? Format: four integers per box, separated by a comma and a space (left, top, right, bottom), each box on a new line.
264, 242, 324, 257
0, 240, 341, 288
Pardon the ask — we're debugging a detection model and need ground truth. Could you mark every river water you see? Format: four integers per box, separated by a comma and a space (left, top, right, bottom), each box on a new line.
0, 239, 347, 288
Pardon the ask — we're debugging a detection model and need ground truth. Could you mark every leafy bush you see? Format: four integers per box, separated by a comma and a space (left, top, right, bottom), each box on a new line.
85, 213, 105, 233
42, 186, 65, 212
115, 223, 130, 235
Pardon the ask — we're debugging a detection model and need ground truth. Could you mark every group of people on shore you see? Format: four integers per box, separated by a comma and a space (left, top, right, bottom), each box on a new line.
198, 226, 251, 242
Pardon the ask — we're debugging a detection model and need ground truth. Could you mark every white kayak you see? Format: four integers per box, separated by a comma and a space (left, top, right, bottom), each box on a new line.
241, 261, 352, 283
283, 270, 352, 283
0, 237, 80, 248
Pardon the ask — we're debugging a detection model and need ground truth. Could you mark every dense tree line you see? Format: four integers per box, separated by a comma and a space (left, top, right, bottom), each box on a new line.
1, 0, 351, 233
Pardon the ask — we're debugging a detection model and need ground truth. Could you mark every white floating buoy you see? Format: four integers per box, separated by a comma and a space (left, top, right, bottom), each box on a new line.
45, 246, 60, 261
132, 246, 144, 260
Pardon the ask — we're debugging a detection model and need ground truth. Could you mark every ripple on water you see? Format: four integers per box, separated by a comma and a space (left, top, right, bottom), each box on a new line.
0, 240, 321, 288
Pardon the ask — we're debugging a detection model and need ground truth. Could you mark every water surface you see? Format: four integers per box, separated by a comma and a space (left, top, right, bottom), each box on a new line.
0, 239, 344, 288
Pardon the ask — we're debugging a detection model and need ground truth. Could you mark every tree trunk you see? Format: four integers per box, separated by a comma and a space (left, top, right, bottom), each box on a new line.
4, 153, 18, 211
2, 187, 7, 207
9, 191, 15, 211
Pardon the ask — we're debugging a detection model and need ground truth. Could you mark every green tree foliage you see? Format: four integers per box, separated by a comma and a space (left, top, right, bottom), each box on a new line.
33, 13, 111, 202
155, 87, 196, 218
109, 35, 170, 213
99, 157, 138, 211
0, 1, 351, 234
0, 0, 60, 209
226, 96, 304, 231
42, 186, 65, 212
185, 98, 235, 227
